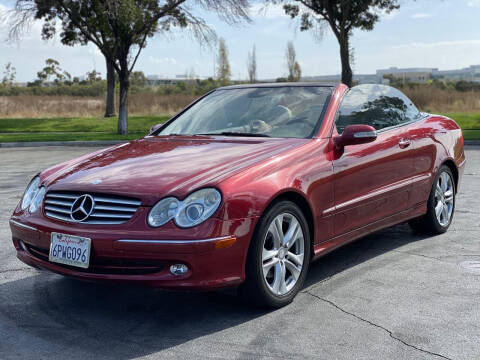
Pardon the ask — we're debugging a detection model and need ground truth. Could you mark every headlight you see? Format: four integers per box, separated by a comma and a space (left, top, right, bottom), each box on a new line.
148, 188, 222, 228
21, 176, 41, 210
148, 197, 179, 227
29, 186, 46, 213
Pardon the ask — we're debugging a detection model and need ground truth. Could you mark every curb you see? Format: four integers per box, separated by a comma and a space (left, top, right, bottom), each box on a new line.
0, 140, 128, 148
465, 140, 480, 146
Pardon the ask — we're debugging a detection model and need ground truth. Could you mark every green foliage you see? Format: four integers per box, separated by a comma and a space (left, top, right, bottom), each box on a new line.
277, 0, 399, 86
36, 58, 71, 84
16, 0, 250, 134
216, 38, 231, 85
85, 70, 102, 84
1, 63, 17, 87
388, 78, 480, 93
0, 82, 107, 97
285, 41, 301, 82
292, 62, 301, 82
281, 0, 400, 34
247, 44, 257, 83
129, 71, 148, 93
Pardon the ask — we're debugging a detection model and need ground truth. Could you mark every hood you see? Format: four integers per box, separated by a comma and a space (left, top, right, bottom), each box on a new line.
42, 135, 307, 206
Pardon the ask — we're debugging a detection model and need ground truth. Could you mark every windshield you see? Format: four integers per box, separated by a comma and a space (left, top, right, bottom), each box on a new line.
157, 86, 332, 138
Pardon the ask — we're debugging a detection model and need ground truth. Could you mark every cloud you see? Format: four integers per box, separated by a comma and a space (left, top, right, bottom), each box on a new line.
411, 13, 433, 19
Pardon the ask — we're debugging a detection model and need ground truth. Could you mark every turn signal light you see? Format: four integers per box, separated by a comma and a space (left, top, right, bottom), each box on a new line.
215, 236, 236, 249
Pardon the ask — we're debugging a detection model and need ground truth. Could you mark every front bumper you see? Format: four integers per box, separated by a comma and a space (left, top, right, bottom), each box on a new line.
9, 214, 258, 290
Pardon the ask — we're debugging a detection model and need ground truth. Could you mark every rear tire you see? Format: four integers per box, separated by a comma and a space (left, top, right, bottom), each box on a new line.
408, 165, 455, 234
240, 200, 311, 308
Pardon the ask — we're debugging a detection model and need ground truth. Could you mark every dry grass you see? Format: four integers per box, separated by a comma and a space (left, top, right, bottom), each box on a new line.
0, 93, 197, 118
0, 87, 479, 118
403, 87, 480, 113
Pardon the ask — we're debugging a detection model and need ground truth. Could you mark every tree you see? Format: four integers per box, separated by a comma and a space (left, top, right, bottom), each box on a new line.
85, 69, 103, 84
216, 38, 231, 85
285, 41, 301, 81
1, 62, 17, 87
185, 67, 197, 94
277, 0, 399, 86
247, 44, 257, 83
293, 61, 301, 81
37, 58, 71, 85
130, 71, 147, 87
9, 0, 250, 134
10, 0, 117, 117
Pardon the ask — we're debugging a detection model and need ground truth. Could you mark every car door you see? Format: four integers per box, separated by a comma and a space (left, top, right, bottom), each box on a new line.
330, 84, 418, 236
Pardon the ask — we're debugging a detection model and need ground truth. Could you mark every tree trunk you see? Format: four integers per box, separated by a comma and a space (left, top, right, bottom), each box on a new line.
104, 58, 116, 117
118, 74, 129, 135
339, 36, 353, 87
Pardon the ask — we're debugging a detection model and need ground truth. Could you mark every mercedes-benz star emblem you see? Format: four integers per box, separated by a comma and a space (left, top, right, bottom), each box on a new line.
70, 194, 95, 222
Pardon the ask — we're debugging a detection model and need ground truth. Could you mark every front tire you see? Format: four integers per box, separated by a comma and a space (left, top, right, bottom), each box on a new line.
240, 200, 311, 308
409, 165, 456, 234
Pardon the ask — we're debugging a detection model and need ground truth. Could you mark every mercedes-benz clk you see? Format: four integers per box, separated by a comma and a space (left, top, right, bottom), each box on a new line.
10, 83, 465, 308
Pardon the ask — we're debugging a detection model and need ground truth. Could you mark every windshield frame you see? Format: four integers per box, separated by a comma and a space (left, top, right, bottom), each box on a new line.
151, 84, 334, 139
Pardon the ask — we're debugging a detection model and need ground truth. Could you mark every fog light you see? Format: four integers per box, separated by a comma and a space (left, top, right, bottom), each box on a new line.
170, 264, 189, 276
19, 240, 27, 251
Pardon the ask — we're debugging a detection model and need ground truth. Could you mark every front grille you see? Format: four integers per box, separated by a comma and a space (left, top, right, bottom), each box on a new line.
25, 244, 164, 275
44, 191, 141, 225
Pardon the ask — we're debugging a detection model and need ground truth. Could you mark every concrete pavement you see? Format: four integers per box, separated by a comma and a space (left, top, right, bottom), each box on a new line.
1, 146, 479, 360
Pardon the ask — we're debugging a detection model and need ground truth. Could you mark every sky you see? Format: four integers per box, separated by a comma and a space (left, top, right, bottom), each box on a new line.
1, 0, 480, 82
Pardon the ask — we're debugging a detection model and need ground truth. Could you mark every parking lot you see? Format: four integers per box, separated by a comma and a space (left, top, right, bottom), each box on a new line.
0, 145, 479, 360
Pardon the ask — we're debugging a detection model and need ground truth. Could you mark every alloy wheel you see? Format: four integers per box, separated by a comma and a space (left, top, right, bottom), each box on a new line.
262, 212, 305, 296
434, 171, 454, 227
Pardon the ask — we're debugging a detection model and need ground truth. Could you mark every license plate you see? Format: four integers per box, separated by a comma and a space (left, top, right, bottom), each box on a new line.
49, 232, 91, 269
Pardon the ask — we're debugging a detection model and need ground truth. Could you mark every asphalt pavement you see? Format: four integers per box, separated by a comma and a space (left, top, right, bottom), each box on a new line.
0, 146, 479, 360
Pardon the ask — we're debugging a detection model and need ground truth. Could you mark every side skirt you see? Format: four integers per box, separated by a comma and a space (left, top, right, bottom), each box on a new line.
312, 204, 427, 261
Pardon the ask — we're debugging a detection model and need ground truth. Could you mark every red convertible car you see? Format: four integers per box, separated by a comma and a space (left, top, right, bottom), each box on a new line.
10, 83, 465, 307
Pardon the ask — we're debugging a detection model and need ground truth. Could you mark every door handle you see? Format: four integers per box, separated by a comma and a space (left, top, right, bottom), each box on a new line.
399, 138, 411, 149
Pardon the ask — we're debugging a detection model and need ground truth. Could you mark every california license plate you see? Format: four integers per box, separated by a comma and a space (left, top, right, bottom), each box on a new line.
49, 232, 91, 269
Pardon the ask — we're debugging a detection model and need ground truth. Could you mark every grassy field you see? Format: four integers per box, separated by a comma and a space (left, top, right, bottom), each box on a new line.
0, 112, 478, 143
0, 115, 169, 142
445, 113, 480, 141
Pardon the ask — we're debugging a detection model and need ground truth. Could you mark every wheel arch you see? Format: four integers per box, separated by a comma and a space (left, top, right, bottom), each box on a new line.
257, 190, 315, 259
442, 159, 459, 193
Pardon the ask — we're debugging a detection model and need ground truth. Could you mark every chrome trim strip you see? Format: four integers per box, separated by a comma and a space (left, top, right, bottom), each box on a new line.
116, 235, 234, 245
94, 196, 141, 206
322, 177, 413, 215
45, 199, 71, 207
45, 205, 71, 214
94, 204, 137, 212
46, 193, 77, 200
9, 220, 38, 231
353, 131, 377, 138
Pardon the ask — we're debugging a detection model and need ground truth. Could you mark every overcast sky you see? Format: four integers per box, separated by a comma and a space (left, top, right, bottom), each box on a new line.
1, 0, 480, 82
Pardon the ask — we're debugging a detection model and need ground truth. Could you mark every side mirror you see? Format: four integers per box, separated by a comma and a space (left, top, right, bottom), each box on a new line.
334, 124, 377, 149
149, 123, 162, 134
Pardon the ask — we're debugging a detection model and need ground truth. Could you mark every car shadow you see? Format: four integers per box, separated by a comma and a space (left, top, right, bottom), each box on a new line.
0, 223, 431, 359
304, 223, 430, 289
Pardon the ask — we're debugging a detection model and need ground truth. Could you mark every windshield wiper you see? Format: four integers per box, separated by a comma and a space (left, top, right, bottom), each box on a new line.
195, 132, 270, 138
